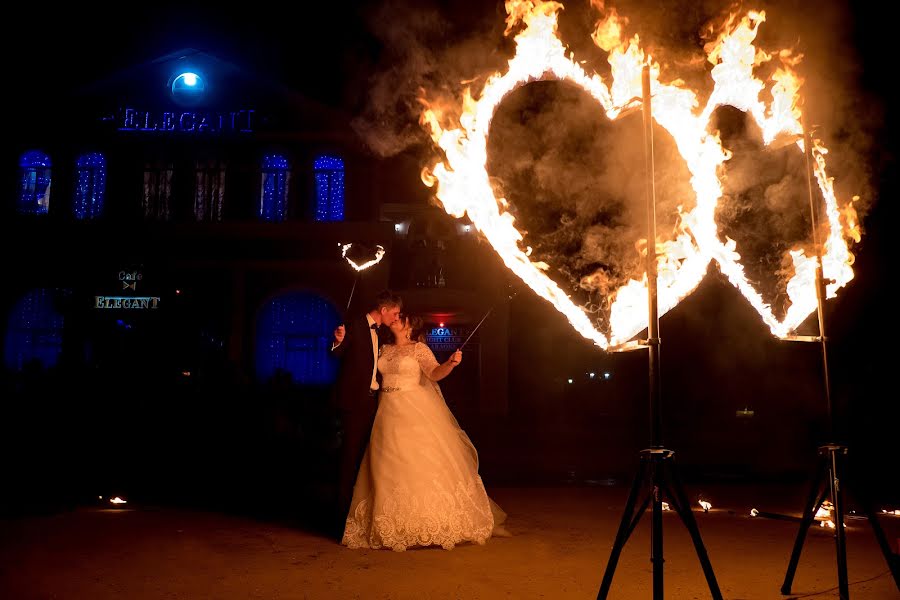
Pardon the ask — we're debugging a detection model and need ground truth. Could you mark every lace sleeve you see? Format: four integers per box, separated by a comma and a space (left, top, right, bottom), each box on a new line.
414, 342, 441, 379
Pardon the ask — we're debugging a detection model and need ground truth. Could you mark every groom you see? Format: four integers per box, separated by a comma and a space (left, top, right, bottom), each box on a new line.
330, 290, 402, 536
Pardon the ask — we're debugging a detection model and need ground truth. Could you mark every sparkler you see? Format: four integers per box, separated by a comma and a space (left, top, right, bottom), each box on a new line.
340, 243, 386, 311
458, 288, 518, 351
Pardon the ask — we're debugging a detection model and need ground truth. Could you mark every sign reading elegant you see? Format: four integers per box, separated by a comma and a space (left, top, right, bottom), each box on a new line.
117, 108, 255, 133
95, 296, 160, 309
95, 268, 160, 310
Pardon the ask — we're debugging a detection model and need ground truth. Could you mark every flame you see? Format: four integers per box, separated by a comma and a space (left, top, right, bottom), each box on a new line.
109, 497, 127, 505
815, 500, 834, 528
662, 501, 671, 511
750, 508, 759, 517
699, 500, 713, 512
340, 243, 386, 272
419, 1, 860, 345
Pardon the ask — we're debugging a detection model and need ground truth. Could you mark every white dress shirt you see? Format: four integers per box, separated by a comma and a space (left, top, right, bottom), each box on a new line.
365, 314, 379, 391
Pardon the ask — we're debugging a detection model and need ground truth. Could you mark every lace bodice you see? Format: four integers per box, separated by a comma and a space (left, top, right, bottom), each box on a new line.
377, 342, 440, 392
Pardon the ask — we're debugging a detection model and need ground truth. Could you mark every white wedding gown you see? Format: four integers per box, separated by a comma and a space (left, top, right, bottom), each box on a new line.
342, 342, 506, 551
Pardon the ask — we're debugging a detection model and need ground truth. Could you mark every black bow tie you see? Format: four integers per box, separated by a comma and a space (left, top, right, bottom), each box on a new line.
370, 323, 378, 330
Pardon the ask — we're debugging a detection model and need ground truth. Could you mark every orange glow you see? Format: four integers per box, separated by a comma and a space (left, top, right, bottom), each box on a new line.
420, 1, 859, 346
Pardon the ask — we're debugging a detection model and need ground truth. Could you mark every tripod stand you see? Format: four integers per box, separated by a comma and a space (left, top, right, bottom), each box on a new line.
779, 127, 900, 599
597, 65, 723, 600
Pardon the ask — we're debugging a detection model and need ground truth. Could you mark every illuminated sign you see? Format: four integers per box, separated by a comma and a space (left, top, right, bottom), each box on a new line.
425, 326, 473, 351
95, 268, 159, 309
117, 108, 255, 133
95, 296, 160, 309
119, 270, 142, 291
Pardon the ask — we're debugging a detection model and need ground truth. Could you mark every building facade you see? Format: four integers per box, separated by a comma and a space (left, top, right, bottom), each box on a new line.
3, 49, 510, 419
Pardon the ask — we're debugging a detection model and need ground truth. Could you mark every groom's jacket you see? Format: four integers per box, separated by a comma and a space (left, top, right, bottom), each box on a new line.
331, 314, 380, 411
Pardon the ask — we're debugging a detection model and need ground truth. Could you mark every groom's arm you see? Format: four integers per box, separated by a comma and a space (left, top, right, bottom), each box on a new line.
331, 322, 349, 358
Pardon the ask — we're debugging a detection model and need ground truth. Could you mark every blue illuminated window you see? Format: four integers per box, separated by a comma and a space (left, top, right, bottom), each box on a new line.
73, 152, 106, 219
314, 155, 344, 222
260, 154, 291, 222
18, 150, 52, 215
255, 292, 339, 385
4, 288, 64, 371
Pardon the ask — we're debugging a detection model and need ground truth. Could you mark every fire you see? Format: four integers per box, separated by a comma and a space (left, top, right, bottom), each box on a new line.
815, 500, 834, 528
109, 497, 127, 505
699, 500, 713, 512
340, 243, 386, 272
419, 1, 859, 345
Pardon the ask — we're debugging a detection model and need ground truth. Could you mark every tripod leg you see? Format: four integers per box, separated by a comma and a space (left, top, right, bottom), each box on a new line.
651, 457, 664, 600
665, 459, 724, 600
598, 458, 650, 600
782, 455, 828, 595
857, 501, 900, 590
827, 449, 849, 599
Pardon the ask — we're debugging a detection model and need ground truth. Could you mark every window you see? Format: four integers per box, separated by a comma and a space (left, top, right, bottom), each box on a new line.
4, 289, 65, 371
18, 150, 52, 215
194, 159, 225, 222
314, 155, 344, 222
143, 162, 173, 221
259, 154, 290, 222
73, 152, 106, 220
255, 292, 340, 385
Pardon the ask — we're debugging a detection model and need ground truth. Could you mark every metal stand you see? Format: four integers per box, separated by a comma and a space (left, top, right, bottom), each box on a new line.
780, 127, 900, 599
597, 65, 723, 600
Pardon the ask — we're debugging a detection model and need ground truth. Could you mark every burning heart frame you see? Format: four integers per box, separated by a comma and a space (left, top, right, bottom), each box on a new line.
420, 2, 859, 348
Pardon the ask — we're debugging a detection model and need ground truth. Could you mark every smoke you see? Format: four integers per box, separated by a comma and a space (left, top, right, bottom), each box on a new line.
352, 0, 880, 323
349, 0, 508, 157
486, 80, 693, 333
587, 0, 882, 225
712, 106, 811, 318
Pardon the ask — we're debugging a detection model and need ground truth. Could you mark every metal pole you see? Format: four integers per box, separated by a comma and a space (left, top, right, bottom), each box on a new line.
802, 123, 834, 439
803, 120, 849, 597
642, 65, 662, 449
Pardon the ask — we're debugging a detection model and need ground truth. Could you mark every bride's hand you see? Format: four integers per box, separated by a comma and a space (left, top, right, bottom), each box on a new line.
448, 350, 462, 367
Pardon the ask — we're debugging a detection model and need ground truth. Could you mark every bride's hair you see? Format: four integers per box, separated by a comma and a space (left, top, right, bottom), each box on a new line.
398, 313, 427, 343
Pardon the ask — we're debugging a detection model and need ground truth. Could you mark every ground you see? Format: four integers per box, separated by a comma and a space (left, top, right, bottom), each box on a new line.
1, 485, 898, 599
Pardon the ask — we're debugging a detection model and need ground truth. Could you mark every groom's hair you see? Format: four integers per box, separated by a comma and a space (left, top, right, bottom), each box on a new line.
371, 290, 402, 312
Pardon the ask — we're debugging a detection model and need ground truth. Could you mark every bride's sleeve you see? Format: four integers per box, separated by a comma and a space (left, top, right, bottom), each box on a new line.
414, 342, 441, 379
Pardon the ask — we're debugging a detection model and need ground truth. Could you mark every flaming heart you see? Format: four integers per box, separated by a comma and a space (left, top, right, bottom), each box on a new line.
340, 242, 386, 272
420, 2, 858, 347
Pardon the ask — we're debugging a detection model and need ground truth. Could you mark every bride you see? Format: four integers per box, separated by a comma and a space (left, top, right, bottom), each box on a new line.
342, 314, 507, 551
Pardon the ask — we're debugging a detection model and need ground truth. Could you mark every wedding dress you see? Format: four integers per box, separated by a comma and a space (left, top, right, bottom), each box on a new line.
342, 342, 506, 551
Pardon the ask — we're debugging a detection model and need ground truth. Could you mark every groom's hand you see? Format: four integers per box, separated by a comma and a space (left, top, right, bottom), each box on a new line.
449, 350, 462, 366
334, 325, 346, 345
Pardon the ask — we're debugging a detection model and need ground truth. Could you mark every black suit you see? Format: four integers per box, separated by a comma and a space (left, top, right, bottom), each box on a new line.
331, 314, 380, 530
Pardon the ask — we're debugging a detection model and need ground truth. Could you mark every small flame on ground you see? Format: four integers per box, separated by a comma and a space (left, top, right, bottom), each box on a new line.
750, 508, 759, 517
340, 243, 386, 272
109, 497, 127, 505
662, 501, 671, 511
699, 500, 712, 512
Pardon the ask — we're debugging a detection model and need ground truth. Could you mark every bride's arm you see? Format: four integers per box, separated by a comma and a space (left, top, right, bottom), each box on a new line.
415, 343, 461, 382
